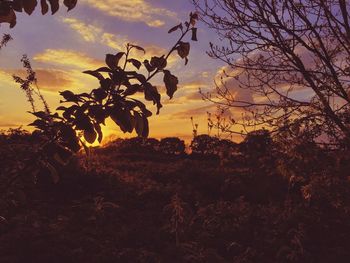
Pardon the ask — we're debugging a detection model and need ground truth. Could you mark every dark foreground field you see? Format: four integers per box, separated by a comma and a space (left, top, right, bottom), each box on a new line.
1, 133, 350, 263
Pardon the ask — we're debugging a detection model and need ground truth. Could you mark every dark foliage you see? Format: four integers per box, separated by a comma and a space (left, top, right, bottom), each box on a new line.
1, 128, 350, 263
159, 137, 186, 155
0, 0, 78, 28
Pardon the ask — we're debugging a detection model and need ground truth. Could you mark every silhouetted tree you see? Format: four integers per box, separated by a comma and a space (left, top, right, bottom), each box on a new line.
193, 0, 350, 143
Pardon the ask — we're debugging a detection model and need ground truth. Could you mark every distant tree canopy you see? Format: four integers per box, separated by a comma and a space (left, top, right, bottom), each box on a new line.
190, 134, 238, 156
0, 0, 77, 28
193, 0, 350, 144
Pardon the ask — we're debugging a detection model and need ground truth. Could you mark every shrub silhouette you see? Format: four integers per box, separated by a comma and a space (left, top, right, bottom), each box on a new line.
113, 137, 160, 154
159, 137, 185, 155
240, 129, 273, 156
190, 134, 220, 155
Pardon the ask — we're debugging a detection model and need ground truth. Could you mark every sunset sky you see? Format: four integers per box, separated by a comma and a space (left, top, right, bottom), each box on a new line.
0, 0, 231, 143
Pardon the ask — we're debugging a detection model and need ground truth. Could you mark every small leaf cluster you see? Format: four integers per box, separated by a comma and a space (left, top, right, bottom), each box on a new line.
0, 33, 11, 49
0, 0, 77, 28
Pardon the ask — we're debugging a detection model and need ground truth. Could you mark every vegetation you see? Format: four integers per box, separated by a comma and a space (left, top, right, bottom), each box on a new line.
1, 130, 350, 262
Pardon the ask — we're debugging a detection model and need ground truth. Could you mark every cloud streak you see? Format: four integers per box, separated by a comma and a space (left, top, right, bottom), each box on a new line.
33, 49, 103, 69
61, 18, 102, 42
60, 17, 178, 66
82, 0, 176, 27
0, 68, 75, 92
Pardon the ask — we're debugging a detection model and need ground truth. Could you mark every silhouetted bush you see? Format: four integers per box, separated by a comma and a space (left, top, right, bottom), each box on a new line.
190, 134, 220, 155
159, 137, 185, 155
240, 129, 273, 159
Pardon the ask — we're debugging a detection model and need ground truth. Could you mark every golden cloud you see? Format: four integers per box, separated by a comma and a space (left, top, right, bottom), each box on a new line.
101, 33, 129, 51
82, 0, 176, 27
171, 104, 217, 120
61, 18, 102, 42
0, 69, 73, 91
33, 49, 103, 69
59, 17, 177, 67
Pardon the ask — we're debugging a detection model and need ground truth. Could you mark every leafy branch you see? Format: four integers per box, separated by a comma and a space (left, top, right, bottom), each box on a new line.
29, 12, 199, 151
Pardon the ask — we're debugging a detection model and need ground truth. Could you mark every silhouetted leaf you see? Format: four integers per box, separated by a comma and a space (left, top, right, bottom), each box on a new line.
0, 1, 11, 15
144, 59, 156, 72
28, 119, 47, 128
168, 23, 182, 34
0, 9, 16, 28
48, 0, 59, 14
74, 112, 93, 131
127, 59, 142, 69
177, 42, 190, 59
83, 70, 104, 81
92, 88, 107, 101
31, 111, 49, 119
12, 0, 23, 12
135, 73, 147, 84
100, 78, 112, 90
105, 52, 124, 69
110, 107, 134, 133
134, 111, 144, 137
95, 67, 111, 73
77, 92, 91, 99
150, 56, 167, 70
41, 0, 49, 14
163, 70, 178, 99
144, 83, 162, 114
191, 28, 198, 41
56, 106, 67, 111
130, 44, 146, 54
88, 105, 106, 124
23, 0, 37, 15
124, 84, 142, 96
142, 115, 149, 137
84, 128, 97, 144
190, 13, 198, 26
62, 105, 78, 120
111, 70, 128, 86
63, 0, 77, 11
60, 124, 80, 152
130, 99, 152, 117
60, 90, 78, 102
